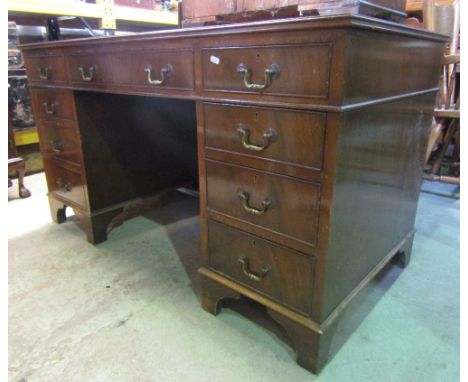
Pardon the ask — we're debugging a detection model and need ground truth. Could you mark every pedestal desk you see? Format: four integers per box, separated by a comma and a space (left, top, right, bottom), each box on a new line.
21, 15, 445, 373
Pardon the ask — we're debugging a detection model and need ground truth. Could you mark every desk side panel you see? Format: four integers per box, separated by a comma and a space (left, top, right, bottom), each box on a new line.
320, 93, 436, 321
342, 30, 445, 105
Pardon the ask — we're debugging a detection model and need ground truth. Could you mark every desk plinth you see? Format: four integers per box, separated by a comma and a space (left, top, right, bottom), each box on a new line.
22, 15, 445, 373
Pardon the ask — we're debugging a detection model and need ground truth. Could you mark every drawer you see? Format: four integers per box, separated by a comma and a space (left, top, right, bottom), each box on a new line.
208, 220, 315, 316
203, 103, 326, 171
37, 118, 82, 166
67, 53, 131, 86
24, 54, 68, 85
131, 50, 194, 90
30, 89, 75, 120
44, 160, 87, 209
201, 43, 332, 99
206, 160, 321, 246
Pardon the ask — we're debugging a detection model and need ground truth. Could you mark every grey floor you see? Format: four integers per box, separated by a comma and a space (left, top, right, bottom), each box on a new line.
8, 173, 460, 382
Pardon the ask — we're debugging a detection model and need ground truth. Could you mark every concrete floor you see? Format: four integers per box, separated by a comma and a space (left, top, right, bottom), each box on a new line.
8, 173, 459, 382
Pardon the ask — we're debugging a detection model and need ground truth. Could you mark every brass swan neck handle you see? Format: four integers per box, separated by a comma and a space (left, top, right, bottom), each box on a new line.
236, 63, 280, 91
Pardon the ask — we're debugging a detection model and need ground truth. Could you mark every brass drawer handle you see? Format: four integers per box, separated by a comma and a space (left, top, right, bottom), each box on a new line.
78, 66, 95, 81
43, 101, 58, 115
238, 255, 271, 282
237, 189, 272, 215
56, 178, 72, 192
236, 63, 280, 91
37, 66, 52, 80
144, 64, 173, 85
50, 140, 64, 154
237, 124, 277, 151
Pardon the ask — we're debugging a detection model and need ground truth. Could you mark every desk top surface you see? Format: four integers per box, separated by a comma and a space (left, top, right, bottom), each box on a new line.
21, 14, 446, 51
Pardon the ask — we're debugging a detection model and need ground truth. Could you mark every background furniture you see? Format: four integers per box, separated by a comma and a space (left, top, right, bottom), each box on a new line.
181, 0, 408, 25
9, 21, 39, 147
424, 53, 459, 184
8, 112, 31, 199
423, 0, 460, 185
21, 15, 444, 373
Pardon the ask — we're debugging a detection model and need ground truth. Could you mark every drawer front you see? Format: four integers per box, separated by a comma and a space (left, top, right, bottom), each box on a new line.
31, 89, 75, 120
67, 53, 131, 86
203, 103, 326, 170
24, 54, 68, 85
206, 160, 321, 245
44, 161, 87, 209
37, 118, 82, 165
201, 43, 332, 99
131, 50, 194, 90
208, 220, 315, 316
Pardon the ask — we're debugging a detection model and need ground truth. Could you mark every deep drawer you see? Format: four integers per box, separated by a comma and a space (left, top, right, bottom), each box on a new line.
206, 160, 321, 246
30, 89, 75, 120
201, 43, 332, 99
203, 103, 326, 171
131, 49, 194, 90
37, 118, 82, 166
43, 160, 87, 209
24, 53, 68, 85
208, 220, 315, 316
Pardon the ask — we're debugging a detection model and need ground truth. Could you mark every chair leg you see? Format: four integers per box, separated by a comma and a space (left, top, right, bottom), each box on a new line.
431, 119, 457, 175
424, 120, 443, 165
16, 162, 31, 198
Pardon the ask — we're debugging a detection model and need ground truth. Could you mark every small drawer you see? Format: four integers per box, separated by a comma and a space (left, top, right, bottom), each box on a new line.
37, 118, 82, 166
30, 89, 75, 120
131, 50, 194, 90
201, 43, 332, 99
67, 53, 131, 86
203, 103, 326, 171
206, 160, 321, 246
208, 220, 316, 316
44, 161, 87, 209
24, 54, 68, 85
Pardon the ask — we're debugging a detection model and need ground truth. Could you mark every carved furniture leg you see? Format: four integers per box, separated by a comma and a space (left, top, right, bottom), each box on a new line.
8, 158, 31, 199
76, 208, 125, 245
16, 162, 31, 198
267, 309, 337, 374
200, 274, 241, 315
48, 197, 67, 223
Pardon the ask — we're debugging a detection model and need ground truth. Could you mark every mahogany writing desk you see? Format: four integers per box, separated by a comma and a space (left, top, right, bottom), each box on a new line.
22, 15, 445, 373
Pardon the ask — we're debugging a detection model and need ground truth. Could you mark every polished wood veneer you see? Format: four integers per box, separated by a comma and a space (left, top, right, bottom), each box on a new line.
36, 118, 82, 166
43, 159, 87, 209
208, 220, 316, 316
201, 43, 332, 98
206, 160, 321, 248
30, 88, 75, 120
25, 52, 67, 85
21, 15, 445, 374
203, 103, 326, 176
